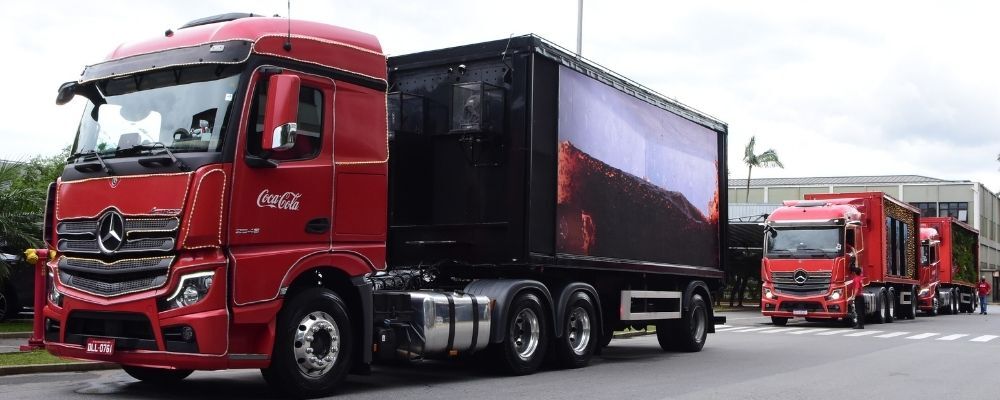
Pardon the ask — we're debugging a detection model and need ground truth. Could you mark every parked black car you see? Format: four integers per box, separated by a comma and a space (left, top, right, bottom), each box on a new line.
0, 253, 34, 320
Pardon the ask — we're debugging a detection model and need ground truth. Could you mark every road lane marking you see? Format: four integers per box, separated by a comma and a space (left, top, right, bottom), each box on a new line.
936, 334, 969, 341
875, 332, 909, 338
970, 335, 999, 343
761, 328, 803, 334
789, 328, 828, 335
906, 333, 939, 340
731, 327, 772, 333
816, 330, 848, 336
714, 326, 746, 332
715, 325, 732, 328
844, 330, 883, 337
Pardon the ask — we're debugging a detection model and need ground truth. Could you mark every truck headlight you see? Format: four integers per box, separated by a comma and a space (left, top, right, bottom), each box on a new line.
764, 288, 775, 300
161, 271, 214, 311
47, 269, 63, 307
826, 289, 843, 301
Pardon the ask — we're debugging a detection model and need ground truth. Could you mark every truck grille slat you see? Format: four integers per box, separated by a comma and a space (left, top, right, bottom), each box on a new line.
772, 271, 832, 296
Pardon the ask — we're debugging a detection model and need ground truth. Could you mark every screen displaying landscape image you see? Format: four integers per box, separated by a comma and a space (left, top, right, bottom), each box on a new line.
556, 66, 720, 267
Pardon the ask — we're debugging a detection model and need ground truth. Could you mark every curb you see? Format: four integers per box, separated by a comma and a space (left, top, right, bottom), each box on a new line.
0, 332, 31, 339
0, 362, 119, 376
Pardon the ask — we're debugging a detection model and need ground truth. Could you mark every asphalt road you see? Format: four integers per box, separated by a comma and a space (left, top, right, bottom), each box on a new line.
3, 309, 998, 399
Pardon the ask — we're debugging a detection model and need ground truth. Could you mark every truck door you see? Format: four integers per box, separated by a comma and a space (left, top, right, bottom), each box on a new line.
228, 69, 336, 305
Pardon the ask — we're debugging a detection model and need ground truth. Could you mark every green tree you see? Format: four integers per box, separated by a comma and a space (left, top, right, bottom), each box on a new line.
743, 136, 784, 202
0, 148, 69, 279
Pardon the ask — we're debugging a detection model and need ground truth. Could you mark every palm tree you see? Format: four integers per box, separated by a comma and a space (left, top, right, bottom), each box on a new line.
743, 136, 784, 202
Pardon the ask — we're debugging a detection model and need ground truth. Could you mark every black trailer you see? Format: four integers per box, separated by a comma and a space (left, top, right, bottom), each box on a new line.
372, 35, 728, 373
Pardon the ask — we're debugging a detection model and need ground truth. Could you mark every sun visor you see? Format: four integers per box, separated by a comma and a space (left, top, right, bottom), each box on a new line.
80, 40, 253, 83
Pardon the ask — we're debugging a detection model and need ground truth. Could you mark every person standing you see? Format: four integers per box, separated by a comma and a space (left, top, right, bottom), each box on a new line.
978, 278, 992, 315
851, 265, 865, 329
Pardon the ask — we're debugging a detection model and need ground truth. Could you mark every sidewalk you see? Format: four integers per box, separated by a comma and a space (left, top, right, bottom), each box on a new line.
0, 337, 26, 354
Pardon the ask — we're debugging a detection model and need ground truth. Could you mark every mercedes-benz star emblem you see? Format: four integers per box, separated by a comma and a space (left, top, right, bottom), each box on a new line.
793, 269, 809, 285
98, 212, 125, 253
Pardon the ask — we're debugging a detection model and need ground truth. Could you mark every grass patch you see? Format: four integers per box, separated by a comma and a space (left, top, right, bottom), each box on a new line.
0, 350, 75, 367
0, 321, 32, 333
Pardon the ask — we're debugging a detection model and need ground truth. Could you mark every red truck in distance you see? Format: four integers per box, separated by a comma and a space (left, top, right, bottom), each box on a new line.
33, 13, 729, 397
918, 217, 980, 315
761, 192, 921, 325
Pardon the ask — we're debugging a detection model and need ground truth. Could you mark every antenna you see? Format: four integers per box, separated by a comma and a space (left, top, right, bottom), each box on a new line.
283, 0, 292, 51
576, 0, 583, 56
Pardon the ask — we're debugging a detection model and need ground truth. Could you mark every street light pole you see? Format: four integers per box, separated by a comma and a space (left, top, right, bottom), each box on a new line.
576, 0, 583, 56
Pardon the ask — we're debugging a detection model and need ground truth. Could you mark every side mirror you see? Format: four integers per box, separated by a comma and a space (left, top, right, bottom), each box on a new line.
262, 74, 301, 152
56, 81, 78, 105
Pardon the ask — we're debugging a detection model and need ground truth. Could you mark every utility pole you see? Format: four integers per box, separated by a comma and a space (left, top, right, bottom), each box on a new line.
576, 0, 583, 56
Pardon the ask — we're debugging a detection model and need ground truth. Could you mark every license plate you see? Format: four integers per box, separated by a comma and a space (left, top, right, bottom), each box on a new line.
85, 338, 115, 355
792, 310, 808, 316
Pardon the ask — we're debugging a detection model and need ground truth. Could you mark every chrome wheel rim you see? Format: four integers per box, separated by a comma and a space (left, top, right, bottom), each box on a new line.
887, 294, 895, 319
293, 311, 341, 377
512, 308, 540, 361
566, 306, 592, 355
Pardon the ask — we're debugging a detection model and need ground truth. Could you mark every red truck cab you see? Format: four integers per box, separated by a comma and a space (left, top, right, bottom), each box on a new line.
762, 192, 921, 325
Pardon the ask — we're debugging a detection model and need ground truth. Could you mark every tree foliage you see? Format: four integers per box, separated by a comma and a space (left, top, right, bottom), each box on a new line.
0, 148, 69, 279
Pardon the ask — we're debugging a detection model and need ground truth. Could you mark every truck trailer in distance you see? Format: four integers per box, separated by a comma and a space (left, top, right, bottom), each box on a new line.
918, 217, 980, 315
36, 14, 729, 397
761, 192, 921, 325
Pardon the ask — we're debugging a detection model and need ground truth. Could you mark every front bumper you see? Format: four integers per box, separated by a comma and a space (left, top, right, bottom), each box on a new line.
760, 288, 848, 319
42, 256, 238, 370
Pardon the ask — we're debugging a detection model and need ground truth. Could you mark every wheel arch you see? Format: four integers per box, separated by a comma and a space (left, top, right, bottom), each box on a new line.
464, 279, 554, 344
683, 280, 716, 333
281, 262, 374, 370
548, 282, 602, 339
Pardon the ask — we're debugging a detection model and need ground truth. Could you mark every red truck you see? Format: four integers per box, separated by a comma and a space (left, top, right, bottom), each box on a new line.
918, 217, 980, 315
761, 192, 921, 325
33, 13, 729, 397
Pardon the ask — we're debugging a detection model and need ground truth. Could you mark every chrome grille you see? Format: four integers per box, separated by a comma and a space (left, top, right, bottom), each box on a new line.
59, 270, 168, 297
56, 212, 179, 297
772, 271, 832, 296
59, 256, 173, 275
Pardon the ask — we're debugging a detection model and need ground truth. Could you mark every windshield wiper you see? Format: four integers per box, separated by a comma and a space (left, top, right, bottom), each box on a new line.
69, 150, 114, 176
131, 143, 190, 171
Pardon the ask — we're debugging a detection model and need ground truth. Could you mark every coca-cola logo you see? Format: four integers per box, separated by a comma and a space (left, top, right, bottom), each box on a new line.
257, 189, 302, 211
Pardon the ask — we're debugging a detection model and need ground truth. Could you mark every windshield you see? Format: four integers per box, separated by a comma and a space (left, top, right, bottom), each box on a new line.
72, 64, 241, 157
766, 226, 843, 259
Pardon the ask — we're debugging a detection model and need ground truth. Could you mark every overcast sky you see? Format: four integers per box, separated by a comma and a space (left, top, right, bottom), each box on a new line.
2, 0, 998, 192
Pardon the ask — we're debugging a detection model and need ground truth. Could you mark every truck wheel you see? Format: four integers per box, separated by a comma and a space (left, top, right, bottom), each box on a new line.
262, 287, 353, 398
123, 366, 193, 384
657, 293, 708, 352
497, 292, 549, 375
906, 287, 918, 319
885, 288, 895, 323
551, 291, 597, 368
951, 290, 960, 314
872, 289, 886, 324
770, 316, 788, 326
929, 292, 939, 316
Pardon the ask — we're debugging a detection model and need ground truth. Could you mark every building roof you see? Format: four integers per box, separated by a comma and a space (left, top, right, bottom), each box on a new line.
728, 175, 970, 187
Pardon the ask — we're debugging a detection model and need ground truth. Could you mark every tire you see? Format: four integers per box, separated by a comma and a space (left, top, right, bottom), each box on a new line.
872, 289, 886, 324
123, 366, 193, 384
657, 293, 709, 352
0, 288, 12, 322
262, 287, 353, 398
845, 299, 860, 327
906, 287, 918, 319
770, 316, 788, 326
929, 292, 939, 316
885, 288, 895, 323
496, 292, 549, 375
953, 290, 960, 314
551, 292, 597, 369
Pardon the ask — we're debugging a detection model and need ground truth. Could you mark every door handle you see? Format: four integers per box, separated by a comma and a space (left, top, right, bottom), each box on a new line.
305, 218, 331, 234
